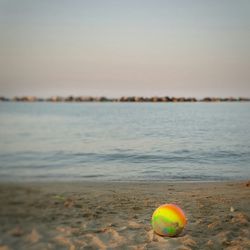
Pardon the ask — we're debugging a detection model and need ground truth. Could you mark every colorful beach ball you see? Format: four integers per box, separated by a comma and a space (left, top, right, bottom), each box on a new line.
151, 203, 187, 237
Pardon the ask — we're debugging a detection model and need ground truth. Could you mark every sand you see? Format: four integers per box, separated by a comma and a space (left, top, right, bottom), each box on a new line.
0, 181, 249, 250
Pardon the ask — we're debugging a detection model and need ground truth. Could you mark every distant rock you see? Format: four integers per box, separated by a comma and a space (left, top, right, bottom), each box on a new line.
1, 95, 249, 103
0, 96, 10, 101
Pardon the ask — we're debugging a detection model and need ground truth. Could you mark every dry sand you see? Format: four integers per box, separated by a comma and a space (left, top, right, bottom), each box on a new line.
0, 181, 249, 250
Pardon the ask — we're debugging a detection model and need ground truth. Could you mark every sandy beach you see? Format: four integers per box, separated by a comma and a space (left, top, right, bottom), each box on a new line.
0, 181, 249, 250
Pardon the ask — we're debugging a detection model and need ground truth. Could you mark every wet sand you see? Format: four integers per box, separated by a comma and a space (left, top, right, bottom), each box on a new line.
0, 181, 249, 250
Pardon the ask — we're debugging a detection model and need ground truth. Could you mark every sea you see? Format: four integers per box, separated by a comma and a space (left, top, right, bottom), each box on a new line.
0, 102, 249, 182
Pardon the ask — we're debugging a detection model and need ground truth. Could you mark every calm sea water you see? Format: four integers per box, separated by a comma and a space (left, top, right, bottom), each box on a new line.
0, 102, 249, 182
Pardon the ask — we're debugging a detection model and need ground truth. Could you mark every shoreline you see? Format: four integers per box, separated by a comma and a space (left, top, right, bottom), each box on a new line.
0, 180, 249, 249
1, 179, 250, 187
0, 178, 249, 183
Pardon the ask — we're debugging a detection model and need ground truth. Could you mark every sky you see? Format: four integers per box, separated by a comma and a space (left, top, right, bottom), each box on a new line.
0, 0, 250, 98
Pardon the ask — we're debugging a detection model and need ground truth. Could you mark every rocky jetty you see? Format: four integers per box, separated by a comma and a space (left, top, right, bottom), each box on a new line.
0, 96, 249, 103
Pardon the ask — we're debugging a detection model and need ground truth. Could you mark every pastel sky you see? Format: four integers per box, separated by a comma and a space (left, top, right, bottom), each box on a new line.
0, 0, 250, 97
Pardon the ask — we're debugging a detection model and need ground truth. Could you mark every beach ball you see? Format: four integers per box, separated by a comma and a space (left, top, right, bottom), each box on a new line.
152, 203, 187, 237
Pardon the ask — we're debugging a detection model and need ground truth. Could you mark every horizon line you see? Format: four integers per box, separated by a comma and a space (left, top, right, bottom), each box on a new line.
1, 95, 250, 103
